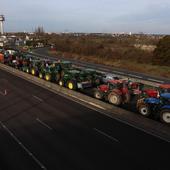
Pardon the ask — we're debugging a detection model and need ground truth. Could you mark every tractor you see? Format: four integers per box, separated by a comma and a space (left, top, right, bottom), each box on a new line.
27, 58, 42, 76
137, 93, 170, 124
80, 68, 104, 87
38, 60, 73, 82
58, 69, 92, 90
93, 79, 131, 106
139, 84, 170, 99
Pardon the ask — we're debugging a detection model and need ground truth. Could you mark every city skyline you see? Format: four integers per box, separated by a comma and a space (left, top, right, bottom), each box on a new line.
1, 0, 170, 34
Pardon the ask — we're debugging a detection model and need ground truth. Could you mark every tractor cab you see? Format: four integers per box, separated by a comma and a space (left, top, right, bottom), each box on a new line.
159, 84, 170, 93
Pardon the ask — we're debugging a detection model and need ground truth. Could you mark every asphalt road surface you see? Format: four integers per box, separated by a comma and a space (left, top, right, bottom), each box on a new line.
0, 69, 170, 170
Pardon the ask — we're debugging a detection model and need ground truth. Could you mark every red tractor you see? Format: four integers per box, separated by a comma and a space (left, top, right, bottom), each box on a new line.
140, 84, 170, 98
93, 80, 131, 106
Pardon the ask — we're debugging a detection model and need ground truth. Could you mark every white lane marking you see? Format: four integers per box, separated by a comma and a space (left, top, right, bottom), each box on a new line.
88, 102, 106, 110
36, 118, 53, 130
0, 121, 47, 170
33, 95, 43, 102
127, 74, 142, 79
112, 71, 124, 75
69, 95, 106, 110
93, 128, 119, 143
147, 78, 164, 83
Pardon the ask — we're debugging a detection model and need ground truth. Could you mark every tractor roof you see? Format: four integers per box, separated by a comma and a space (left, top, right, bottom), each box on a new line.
160, 93, 170, 99
68, 69, 80, 74
159, 84, 170, 89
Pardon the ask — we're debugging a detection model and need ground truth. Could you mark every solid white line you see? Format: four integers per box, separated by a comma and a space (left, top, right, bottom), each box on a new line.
89, 102, 106, 110
0, 121, 47, 170
69, 95, 106, 110
127, 74, 142, 79
93, 128, 119, 143
112, 71, 124, 75
33, 95, 43, 102
36, 118, 53, 130
147, 78, 164, 83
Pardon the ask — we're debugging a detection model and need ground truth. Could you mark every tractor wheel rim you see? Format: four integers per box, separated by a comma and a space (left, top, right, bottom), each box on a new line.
140, 107, 148, 115
110, 96, 118, 104
32, 70, 35, 75
59, 81, 63, 86
46, 75, 49, 81
68, 83, 73, 89
96, 92, 101, 98
162, 112, 170, 123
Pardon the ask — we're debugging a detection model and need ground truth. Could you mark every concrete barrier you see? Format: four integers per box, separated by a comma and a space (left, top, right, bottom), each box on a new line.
0, 63, 170, 142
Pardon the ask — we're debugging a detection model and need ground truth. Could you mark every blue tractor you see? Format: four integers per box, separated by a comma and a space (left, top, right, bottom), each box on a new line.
137, 93, 170, 124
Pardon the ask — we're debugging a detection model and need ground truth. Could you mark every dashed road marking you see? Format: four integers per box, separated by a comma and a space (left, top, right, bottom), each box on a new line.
93, 128, 119, 143
36, 118, 53, 130
33, 95, 43, 102
0, 121, 47, 170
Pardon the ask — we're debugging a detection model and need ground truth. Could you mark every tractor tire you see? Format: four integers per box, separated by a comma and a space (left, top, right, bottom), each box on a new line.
67, 80, 77, 90
59, 79, 65, 87
94, 88, 103, 100
26, 68, 29, 73
31, 69, 35, 75
138, 104, 151, 117
108, 92, 122, 106
39, 73, 43, 79
160, 109, 170, 124
45, 73, 51, 81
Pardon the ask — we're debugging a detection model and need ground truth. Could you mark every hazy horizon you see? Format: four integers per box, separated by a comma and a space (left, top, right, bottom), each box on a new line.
1, 0, 170, 34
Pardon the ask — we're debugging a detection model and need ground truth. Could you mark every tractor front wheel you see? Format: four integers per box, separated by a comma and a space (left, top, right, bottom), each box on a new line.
67, 80, 77, 90
138, 104, 151, 117
94, 89, 103, 100
39, 73, 43, 79
45, 73, 51, 81
160, 110, 170, 124
108, 92, 122, 106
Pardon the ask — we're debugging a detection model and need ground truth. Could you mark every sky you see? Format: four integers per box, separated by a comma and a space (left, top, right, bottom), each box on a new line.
1, 0, 170, 34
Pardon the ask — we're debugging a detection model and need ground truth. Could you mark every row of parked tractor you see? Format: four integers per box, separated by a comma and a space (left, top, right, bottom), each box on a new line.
0, 48, 170, 124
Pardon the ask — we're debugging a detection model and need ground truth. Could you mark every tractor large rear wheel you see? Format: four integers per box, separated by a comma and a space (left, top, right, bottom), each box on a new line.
160, 109, 170, 124
94, 88, 103, 100
108, 92, 122, 106
138, 104, 151, 117
67, 80, 77, 90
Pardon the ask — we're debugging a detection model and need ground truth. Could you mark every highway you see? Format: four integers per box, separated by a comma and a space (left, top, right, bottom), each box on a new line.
32, 47, 170, 84
0, 68, 170, 170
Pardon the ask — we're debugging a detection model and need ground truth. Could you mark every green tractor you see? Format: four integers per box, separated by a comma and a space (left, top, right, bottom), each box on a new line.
58, 69, 92, 90
80, 68, 103, 87
39, 63, 62, 82
38, 60, 72, 82
29, 59, 43, 76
